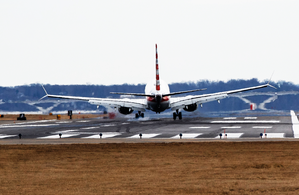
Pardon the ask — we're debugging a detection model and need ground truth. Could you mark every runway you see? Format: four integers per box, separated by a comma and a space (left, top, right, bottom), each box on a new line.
0, 110, 298, 144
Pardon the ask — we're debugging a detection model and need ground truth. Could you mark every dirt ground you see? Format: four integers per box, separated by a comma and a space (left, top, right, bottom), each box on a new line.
1, 142, 299, 194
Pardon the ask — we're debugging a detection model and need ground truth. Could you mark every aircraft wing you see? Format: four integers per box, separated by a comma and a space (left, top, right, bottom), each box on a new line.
170, 83, 272, 110
41, 93, 147, 112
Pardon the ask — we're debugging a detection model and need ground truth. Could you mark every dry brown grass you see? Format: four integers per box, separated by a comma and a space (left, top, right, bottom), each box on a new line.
1, 142, 299, 194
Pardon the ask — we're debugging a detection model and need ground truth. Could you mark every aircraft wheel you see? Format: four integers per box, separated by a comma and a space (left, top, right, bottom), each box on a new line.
173, 112, 177, 120
141, 113, 144, 118
178, 112, 182, 120
135, 113, 139, 119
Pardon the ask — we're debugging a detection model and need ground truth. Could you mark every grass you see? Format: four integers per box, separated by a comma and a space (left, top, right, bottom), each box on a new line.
1, 142, 299, 194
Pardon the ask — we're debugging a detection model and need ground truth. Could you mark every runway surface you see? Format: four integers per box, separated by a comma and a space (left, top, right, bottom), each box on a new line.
0, 110, 299, 144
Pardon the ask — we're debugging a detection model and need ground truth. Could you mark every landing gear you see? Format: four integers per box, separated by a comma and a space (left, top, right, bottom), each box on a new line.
173, 109, 182, 120
135, 111, 144, 119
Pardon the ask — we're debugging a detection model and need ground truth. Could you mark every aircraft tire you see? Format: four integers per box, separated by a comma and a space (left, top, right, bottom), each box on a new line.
173, 113, 177, 120
141, 113, 144, 118
135, 113, 139, 119
178, 112, 182, 120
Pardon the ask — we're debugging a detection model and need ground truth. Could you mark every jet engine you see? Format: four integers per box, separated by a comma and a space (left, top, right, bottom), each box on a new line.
118, 107, 134, 115
183, 103, 198, 112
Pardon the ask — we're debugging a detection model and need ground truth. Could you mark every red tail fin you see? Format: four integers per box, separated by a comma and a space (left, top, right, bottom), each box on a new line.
156, 44, 160, 91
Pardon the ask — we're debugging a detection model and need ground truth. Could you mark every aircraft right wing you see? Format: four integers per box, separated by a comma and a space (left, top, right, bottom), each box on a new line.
169, 83, 274, 111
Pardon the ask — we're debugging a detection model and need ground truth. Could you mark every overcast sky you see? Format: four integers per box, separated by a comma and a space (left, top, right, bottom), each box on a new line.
1, 0, 298, 87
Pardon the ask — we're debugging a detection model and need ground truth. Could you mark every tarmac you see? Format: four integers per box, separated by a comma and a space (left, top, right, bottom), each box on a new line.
0, 110, 298, 144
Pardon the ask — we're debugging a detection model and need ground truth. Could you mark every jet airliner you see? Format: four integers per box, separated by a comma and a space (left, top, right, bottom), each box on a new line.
40, 44, 273, 120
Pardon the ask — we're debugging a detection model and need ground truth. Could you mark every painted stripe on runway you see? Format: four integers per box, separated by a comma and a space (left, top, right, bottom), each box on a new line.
221, 126, 241, 129
189, 127, 210, 129
291, 110, 299, 138
215, 133, 243, 139
244, 117, 257, 120
211, 120, 280, 123
129, 134, 160, 139
252, 126, 273, 129
223, 117, 237, 120
263, 133, 285, 138
38, 134, 80, 139
81, 126, 100, 130
0, 134, 17, 139
171, 133, 202, 139
83, 132, 121, 139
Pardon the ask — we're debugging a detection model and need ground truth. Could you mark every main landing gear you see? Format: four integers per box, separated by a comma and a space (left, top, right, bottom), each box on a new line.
173, 109, 182, 120
135, 111, 144, 119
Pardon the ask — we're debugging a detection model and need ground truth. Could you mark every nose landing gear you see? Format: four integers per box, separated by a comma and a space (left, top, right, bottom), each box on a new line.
135, 111, 145, 119
173, 109, 182, 120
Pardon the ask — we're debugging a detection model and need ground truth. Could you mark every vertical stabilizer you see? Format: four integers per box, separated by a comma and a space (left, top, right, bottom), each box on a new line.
156, 44, 160, 91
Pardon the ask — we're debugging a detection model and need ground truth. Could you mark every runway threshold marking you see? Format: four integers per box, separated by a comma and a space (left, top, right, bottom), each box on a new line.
83, 132, 121, 139
0, 134, 17, 139
37, 134, 80, 139
262, 133, 285, 138
290, 110, 299, 138
171, 133, 203, 139
128, 134, 160, 139
215, 133, 243, 139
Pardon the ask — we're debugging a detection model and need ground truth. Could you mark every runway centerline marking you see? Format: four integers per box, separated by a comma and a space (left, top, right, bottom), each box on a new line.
252, 126, 273, 129
189, 127, 210, 129
221, 126, 241, 129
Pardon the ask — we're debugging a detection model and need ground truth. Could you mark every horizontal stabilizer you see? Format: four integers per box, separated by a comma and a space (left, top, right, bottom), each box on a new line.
162, 88, 207, 97
110, 92, 154, 97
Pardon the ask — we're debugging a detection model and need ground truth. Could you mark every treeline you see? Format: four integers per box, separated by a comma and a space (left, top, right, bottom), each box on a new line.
1, 78, 296, 102
0, 79, 299, 112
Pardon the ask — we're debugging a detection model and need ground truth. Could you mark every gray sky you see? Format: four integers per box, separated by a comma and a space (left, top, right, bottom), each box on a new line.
1, 0, 298, 87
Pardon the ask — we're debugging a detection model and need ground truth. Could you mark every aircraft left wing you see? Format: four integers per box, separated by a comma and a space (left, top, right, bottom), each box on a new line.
170, 83, 273, 110
40, 86, 147, 112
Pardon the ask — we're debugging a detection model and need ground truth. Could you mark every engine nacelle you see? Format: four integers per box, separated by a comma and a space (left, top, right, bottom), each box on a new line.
183, 103, 198, 112
118, 107, 134, 115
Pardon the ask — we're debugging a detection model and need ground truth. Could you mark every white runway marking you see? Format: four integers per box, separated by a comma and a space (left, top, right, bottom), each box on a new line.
83, 132, 121, 139
38, 134, 80, 139
0, 134, 17, 139
263, 133, 285, 138
171, 133, 202, 139
189, 127, 210, 129
56, 121, 73, 124
223, 117, 237, 120
252, 126, 273, 129
211, 120, 280, 124
76, 120, 90, 123
80, 127, 99, 130
129, 134, 160, 139
290, 110, 299, 138
221, 126, 241, 129
215, 133, 244, 139
244, 117, 257, 120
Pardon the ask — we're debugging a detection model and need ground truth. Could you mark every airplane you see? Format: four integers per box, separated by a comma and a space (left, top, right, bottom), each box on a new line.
40, 44, 274, 120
